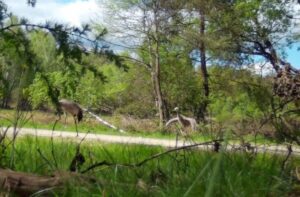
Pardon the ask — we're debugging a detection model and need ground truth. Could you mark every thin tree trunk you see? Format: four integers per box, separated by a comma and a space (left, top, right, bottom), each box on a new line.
197, 12, 209, 121
152, 3, 169, 128
154, 41, 166, 128
148, 38, 160, 117
148, 37, 165, 128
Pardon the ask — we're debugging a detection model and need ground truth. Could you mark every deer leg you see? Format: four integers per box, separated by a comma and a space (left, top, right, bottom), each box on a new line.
74, 116, 78, 137
63, 112, 67, 128
53, 113, 61, 131
57, 111, 61, 121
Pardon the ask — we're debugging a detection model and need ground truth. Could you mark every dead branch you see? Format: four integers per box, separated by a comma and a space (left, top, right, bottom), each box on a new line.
69, 131, 90, 172
281, 144, 293, 175
81, 139, 223, 173
83, 108, 125, 133
274, 63, 300, 100
80, 161, 115, 173
0, 169, 62, 196
0, 168, 108, 196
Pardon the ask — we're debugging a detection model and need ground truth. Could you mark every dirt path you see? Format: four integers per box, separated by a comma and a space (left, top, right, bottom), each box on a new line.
3, 127, 300, 156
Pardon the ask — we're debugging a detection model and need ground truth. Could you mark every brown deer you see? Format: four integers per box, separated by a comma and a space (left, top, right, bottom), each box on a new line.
165, 107, 197, 134
58, 99, 83, 136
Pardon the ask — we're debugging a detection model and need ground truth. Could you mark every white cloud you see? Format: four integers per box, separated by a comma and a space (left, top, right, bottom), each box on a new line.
246, 62, 275, 76
3, 0, 104, 27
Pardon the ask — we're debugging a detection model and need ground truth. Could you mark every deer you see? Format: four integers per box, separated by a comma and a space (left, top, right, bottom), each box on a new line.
165, 107, 197, 135
58, 99, 83, 136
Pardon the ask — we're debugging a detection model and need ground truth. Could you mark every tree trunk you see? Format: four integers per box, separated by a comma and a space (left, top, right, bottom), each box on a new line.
152, 4, 169, 128
154, 42, 168, 128
148, 38, 166, 128
197, 12, 209, 121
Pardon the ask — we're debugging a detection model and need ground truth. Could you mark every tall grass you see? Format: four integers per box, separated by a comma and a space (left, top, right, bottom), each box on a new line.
1, 136, 297, 196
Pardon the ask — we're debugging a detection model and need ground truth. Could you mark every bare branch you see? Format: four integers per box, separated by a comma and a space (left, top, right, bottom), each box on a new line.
81, 139, 222, 173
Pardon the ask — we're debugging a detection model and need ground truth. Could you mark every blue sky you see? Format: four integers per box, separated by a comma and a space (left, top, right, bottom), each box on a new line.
51, 1, 299, 69
285, 44, 299, 68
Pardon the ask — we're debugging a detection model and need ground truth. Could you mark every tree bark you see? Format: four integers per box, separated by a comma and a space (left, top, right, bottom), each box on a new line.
0, 169, 63, 196
154, 42, 169, 128
0, 169, 103, 196
197, 11, 209, 121
152, 3, 169, 128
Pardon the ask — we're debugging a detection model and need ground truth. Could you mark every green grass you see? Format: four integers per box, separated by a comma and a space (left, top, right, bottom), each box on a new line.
2, 136, 299, 196
0, 109, 288, 146
0, 109, 212, 140
0, 109, 121, 133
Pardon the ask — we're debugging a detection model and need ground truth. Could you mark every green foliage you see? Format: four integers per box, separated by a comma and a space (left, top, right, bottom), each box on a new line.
0, 0, 127, 111
26, 73, 50, 108
100, 64, 128, 101
26, 71, 75, 109
107, 61, 155, 118
2, 0, 300, 194
75, 71, 104, 108
209, 0, 295, 63
22, 30, 116, 110
0, 0, 299, 139
159, 39, 203, 112
209, 66, 272, 124
29, 31, 60, 72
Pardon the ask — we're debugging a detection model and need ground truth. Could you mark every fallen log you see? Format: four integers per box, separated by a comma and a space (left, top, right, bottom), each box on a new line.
0, 168, 132, 196
83, 108, 125, 133
0, 169, 63, 196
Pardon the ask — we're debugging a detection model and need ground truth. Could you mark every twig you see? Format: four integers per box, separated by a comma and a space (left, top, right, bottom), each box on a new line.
52, 118, 60, 132
280, 144, 293, 176
81, 139, 222, 173
136, 140, 220, 167
81, 161, 115, 173
78, 130, 91, 147
69, 131, 91, 172
30, 186, 58, 197
50, 120, 59, 169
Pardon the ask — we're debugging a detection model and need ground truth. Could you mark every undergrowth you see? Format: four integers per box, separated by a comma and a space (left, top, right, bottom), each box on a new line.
1, 136, 299, 196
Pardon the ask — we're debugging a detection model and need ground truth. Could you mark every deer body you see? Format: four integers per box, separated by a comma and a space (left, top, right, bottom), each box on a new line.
59, 99, 83, 122
165, 107, 197, 134
58, 99, 83, 136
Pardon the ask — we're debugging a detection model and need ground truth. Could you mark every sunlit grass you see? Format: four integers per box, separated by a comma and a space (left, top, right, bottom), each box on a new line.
2, 136, 299, 196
